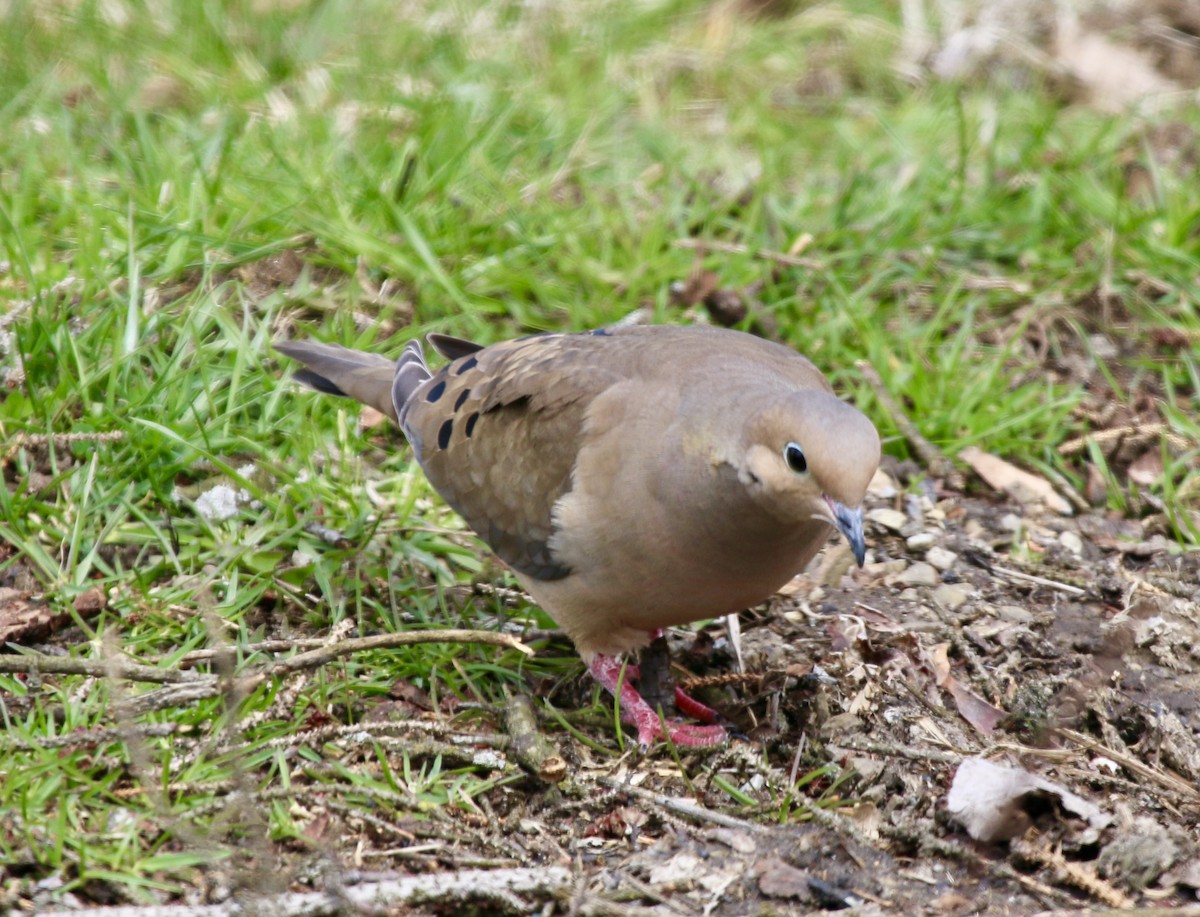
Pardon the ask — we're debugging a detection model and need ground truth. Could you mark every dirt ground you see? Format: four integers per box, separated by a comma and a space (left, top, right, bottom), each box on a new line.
421, 477, 1199, 916
211, 464, 1200, 917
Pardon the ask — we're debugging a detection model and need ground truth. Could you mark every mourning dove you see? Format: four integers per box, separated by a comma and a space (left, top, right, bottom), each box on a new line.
277, 324, 880, 748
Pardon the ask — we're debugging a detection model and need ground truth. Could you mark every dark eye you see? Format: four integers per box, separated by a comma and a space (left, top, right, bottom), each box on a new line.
784, 442, 807, 474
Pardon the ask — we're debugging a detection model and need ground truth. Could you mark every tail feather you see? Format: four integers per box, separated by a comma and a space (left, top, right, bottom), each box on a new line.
275, 340, 415, 422
427, 332, 484, 361
391, 339, 431, 409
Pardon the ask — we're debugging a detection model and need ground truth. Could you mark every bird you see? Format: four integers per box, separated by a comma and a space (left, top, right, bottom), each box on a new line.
276, 324, 881, 749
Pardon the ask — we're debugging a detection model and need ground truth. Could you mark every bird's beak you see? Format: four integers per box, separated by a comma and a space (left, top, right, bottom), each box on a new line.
825, 497, 867, 567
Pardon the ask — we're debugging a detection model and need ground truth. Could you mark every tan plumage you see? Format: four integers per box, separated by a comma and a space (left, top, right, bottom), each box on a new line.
277, 324, 880, 748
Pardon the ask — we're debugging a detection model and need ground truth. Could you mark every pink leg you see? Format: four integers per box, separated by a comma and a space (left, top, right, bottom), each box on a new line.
588, 655, 726, 751
674, 687, 720, 724
644, 629, 721, 724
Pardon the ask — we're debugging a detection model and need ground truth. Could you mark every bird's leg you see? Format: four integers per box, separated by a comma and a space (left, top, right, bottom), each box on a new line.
641, 628, 720, 725
588, 654, 726, 750
635, 631, 676, 716
673, 686, 720, 724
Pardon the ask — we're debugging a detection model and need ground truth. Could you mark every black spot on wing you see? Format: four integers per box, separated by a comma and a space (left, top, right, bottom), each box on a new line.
588, 327, 612, 337
437, 418, 453, 449
464, 412, 479, 437
426, 380, 446, 402
454, 356, 478, 375
453, 388, 471, 411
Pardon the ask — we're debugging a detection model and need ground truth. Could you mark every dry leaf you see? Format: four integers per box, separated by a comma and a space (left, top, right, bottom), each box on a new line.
756, 857, 810, 899
1127, 449, 1164, 486
959, 446, 1072, 515
929, 644, 1005, 735
1, 588, 105, 645
947, 757, 1112, 843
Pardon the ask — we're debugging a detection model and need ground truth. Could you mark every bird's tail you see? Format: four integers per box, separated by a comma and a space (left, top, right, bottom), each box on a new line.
275, 339, 430, 423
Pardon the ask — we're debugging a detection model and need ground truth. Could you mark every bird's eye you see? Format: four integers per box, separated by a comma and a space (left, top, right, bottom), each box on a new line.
783, 442, 808, 474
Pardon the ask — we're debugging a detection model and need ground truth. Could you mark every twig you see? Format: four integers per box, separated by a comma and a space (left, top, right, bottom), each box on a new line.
0, 653, 206, 683
4, 631, 532, 717
597, 776, 768, 833
36, 867, 573, 917
174, 637, 328, 668
836, 739, 962, 765
1056, 727, 1199, 800
504, 693, 567, 783
857, 360, 964, 488
990, 564, 1087, 596
0, 721, 187, 753
215, 718, 510, 756
120, 681, 225, 716
266, 629, 534, 676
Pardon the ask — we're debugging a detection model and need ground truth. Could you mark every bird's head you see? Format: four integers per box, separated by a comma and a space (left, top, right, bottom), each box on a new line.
737, 391, 881, 565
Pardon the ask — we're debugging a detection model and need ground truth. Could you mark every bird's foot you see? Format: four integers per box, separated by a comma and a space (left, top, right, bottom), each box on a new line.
588, 655, 727, 751
673, 686, 720, 724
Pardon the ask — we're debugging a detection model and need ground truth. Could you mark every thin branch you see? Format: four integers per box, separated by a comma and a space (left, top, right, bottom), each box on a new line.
266, 629, 533, 676
0, 653, 206, 683
35, 866, 573, 917
990, 564, 1087, 596
597, 775, 768, 833
857, 360, 964, 487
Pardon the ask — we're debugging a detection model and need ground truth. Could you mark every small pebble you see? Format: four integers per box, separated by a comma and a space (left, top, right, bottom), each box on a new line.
1059, 531, 1084, 555
896, 562, 938, 588
932, 583, 974, 610
996, 604, 1034, 623
906, 532, 937, 552
868, 469, 899, 499
926, 546, 958, 571
864, 559, 908, 578
999, 513, 1024, 533
867, 508, 908, 532
905, 494, 926, 524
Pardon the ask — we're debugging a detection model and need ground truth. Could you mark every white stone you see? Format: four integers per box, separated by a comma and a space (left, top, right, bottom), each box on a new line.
996, 604, 1034, 623
867, 508, 909, 532
906, 532, 937, 551
1059, 531, 1084, 555
933, 583, 974, 610
896, 562, 938, 587
926, 546, 958, 571
999, 513, 1024, 533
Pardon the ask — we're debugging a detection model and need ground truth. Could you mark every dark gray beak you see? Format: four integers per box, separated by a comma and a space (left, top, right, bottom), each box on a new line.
827, 499, 867, 567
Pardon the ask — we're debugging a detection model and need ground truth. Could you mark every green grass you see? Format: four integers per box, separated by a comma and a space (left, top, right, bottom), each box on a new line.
1, 0, 1198, 905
